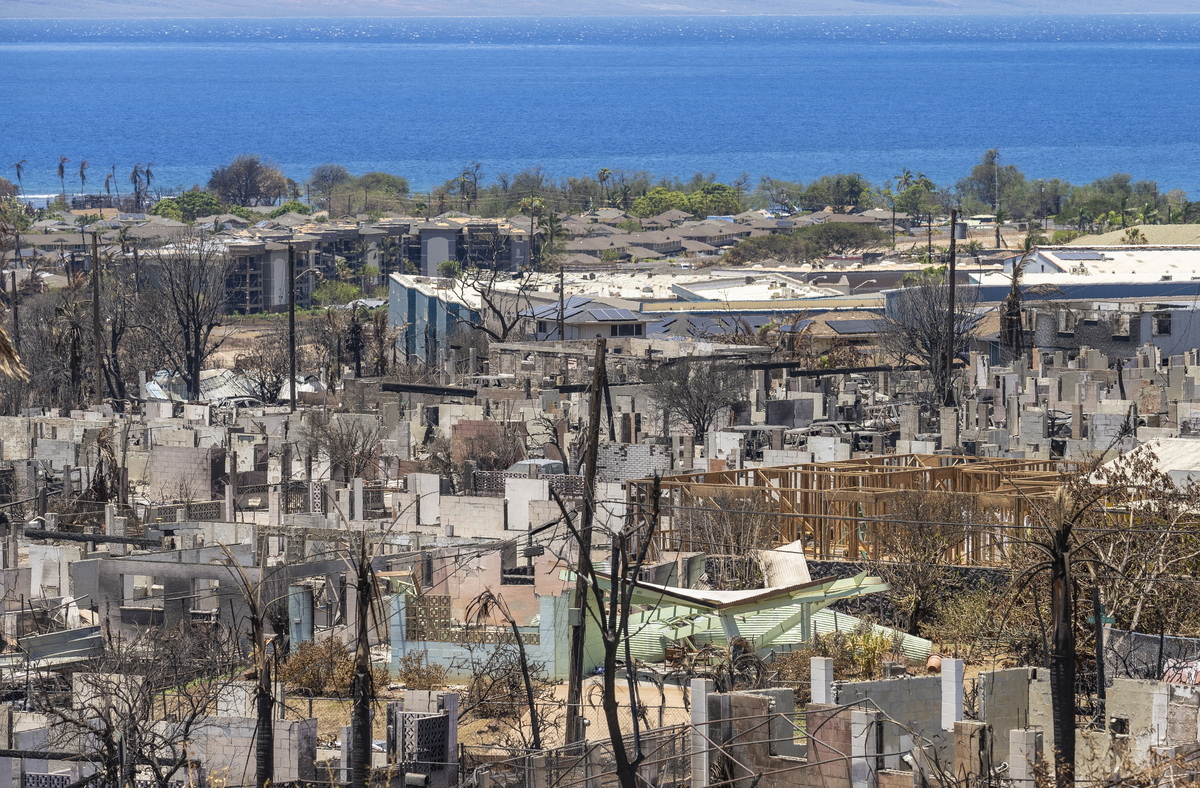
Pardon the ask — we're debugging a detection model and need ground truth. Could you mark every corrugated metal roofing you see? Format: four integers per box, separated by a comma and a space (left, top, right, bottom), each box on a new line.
625, 603, 931, 663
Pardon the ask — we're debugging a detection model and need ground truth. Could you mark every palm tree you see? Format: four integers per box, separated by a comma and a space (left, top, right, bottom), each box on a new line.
129, 163, 143, 211
0, 225, 29, 380
597, 167, 611, 207
104, 173, 113, 206
110, 165, 121, 209
57, 156, 69, 202
518, 196, 544, 269
11, 161, 26, 200
143, 163, 154, 201
77, 160, 89, 198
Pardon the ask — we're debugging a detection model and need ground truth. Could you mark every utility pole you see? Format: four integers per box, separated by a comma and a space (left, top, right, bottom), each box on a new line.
288, 244, 296, 413
90, 232, 103, 405
944, 209, 957, 408
994, 150, 1002, 248
1092, 587, 1109, 730
10, 271, 18, 357
558, 263, 565, 341
565, 337, 606, 745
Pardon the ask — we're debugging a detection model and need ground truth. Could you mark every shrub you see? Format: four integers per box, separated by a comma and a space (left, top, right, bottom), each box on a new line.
278, 639, 392, 697
396, 651, 447, 691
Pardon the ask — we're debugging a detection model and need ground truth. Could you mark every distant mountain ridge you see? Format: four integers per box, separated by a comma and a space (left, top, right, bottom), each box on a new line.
5, 0, 1200, 18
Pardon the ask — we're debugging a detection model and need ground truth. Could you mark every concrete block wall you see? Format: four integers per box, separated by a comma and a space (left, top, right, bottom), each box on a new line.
438, 495, 505, 539
978, 667, 1034, 744
761, 449, 813, 466
451, 420, 506, 463
147, 446, 224, 501
151, 427, 198, 448
504, 477, 547, 531
0, 418, 30, 460
596, 442, 673, 483
33, 439, 76, 470
806, 703, 852, 788
124, 450, 150, 486
837, 676, 947, 762
187, 716, 317, 784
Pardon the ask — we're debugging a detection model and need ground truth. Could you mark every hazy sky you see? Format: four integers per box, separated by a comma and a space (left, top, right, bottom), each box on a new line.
7, 0, 1200, 18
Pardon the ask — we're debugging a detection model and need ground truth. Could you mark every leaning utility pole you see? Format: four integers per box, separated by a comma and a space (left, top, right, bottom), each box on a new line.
564, 337, 607, 745
288, 244, 296, 413
944, 208, 957, 407
90, 232, 103, 405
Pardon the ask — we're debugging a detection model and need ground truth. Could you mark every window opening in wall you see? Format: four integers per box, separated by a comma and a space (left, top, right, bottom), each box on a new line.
1154, 312, 1172, 336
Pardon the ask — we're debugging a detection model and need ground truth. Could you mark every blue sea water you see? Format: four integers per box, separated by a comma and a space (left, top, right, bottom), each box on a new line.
4, 15, 1200, 198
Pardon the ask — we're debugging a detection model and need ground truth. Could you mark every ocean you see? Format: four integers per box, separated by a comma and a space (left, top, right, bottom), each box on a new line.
4, 15, 1200, 199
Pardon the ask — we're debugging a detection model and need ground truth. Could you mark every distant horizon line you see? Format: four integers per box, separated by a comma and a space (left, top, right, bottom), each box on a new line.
7, 11, 1200, 19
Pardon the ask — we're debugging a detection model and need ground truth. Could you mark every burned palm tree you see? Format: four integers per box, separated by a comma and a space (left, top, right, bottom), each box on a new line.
218, 546, 276, 788
465, 590, 543, 750
1001, 248, 1062, 365
57, 155, 69, 201
11, 160, 26, 200
0, 223, 28, 380
129, 163, 143, 211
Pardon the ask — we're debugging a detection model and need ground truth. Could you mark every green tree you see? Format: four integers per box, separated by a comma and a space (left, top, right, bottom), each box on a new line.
175, 190, 222, 221
630, 187, 690, 218
149, 198, 183, 222
801, 222, 887, 254
312, 280, 361, 306
268, 199, 312, 219
721, 233, 820, 265
686, 182, 741, 216
800, 173, 870, 211
358, 171, 408, 196
957, 149, 1031, 219
894, 170, 937, 219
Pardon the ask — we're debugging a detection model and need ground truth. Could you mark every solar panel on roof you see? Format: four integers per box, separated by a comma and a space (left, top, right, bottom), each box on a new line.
826, 319, 880, 335
1054, 251, 1104, 261
589, 308, 636, 321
